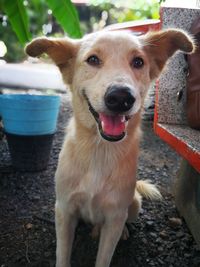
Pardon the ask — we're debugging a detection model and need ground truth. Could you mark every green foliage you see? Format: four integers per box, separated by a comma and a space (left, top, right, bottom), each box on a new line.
0, 24, 26, 62
0, 0, 82, 46
0, 0, 162, 62
89, 0, 160, 24
46, 0, 82, 38
2, 0, 31, 44
27, 0, 50, 36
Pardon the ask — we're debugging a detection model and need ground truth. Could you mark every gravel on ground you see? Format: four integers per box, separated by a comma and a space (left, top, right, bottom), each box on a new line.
0, 95, 200, 267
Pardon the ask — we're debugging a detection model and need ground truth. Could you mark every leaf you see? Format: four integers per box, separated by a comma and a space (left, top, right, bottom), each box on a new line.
31, 0, 46, 12
2, 0, 31, 45
46, 0, 82, 38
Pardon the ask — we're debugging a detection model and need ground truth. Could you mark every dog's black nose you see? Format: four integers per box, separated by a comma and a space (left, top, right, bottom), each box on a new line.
104, 86, 135, 112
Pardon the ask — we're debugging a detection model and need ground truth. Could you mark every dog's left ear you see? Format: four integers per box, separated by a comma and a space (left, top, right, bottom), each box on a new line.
25, 37, 80, 84
141, 29, 195, 79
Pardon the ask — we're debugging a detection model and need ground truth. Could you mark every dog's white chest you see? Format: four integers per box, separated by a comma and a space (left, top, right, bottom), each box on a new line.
67, 170, 109, 224
58, 137, 122, 224
79, 193, 103, 224
79, 173, 106, 223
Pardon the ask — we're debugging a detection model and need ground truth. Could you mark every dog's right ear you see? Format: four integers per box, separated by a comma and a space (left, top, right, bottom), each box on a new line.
25, 37, 80, 84
141, 29, 195, 80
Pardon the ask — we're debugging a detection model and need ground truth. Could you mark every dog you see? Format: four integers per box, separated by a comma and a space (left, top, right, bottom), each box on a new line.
26, 28, 194, 267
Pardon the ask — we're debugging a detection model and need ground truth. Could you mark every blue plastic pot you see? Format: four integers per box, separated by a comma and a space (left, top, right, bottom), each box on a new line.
0, 94, 60, 135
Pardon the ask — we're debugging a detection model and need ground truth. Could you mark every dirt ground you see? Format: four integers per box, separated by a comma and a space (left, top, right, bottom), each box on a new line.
0, 95, 200, 267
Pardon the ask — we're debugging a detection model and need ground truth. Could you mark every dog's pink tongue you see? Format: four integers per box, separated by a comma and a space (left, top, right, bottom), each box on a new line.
99, 113, 125, 136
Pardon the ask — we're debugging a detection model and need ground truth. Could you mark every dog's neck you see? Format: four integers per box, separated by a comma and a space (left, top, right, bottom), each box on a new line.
62, 112, 141, 188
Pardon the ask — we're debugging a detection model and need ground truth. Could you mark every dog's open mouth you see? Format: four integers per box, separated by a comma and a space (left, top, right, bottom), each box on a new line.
83, 91, 130, 142
98, 113, 129, 142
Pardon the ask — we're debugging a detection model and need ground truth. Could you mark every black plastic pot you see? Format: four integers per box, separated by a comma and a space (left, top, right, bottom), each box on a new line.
5, 132, 54, 172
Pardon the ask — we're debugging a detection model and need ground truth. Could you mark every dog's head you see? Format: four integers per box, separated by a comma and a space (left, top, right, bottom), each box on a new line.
26, 29, 194, 142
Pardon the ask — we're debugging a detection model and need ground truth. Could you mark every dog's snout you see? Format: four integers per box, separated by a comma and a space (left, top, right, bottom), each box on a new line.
104, 86, 135, 113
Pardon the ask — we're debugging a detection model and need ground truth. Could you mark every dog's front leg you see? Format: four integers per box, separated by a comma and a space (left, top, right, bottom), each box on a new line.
95, 211, 128, 267
55, 202, 77, 267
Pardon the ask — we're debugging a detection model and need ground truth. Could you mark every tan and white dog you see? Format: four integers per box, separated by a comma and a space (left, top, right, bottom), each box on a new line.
26, 29, 194, 267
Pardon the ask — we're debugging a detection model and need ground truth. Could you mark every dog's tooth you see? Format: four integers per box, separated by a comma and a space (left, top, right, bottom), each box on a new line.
121, 116, 125, 123
102, 121, 105, 131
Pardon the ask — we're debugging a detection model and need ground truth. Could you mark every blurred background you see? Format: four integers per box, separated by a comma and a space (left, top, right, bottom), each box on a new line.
0, 0, 161, 63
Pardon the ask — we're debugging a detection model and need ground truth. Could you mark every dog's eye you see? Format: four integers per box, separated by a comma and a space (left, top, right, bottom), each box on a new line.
86, 55, 101, 66
131, 57, 144, 69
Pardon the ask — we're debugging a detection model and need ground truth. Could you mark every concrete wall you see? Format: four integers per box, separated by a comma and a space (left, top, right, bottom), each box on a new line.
158, 7, 200, 125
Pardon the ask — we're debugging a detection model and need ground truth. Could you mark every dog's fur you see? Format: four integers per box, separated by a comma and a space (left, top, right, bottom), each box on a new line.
26, 29, 194, 267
